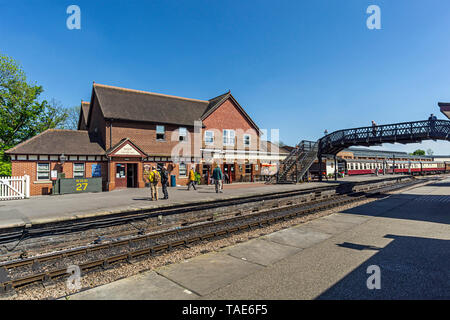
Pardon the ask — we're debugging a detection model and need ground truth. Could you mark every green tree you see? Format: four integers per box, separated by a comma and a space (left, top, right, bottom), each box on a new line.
411, 149, 425, 156
0, 53, 68, 162
0, 161, 11, 176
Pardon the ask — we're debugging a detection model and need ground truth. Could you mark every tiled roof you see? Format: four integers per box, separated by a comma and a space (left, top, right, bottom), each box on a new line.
93, 83, 210, 126
5, 129, 105, 155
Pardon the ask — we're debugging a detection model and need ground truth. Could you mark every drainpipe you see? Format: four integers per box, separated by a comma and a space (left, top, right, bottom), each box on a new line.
109, 120, 113, 149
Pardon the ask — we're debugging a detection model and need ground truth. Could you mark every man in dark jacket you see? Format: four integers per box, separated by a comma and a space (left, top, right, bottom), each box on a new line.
159, 165, 169, 199
212, 164, 223, 193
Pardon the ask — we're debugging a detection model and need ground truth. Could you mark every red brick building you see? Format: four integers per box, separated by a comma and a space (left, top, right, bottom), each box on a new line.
6, 83, 288, 195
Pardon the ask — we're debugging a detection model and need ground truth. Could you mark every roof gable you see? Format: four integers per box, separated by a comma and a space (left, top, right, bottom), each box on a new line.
77, 101, 90, 130
201, 93, 260, 133
106, 138, 147, 157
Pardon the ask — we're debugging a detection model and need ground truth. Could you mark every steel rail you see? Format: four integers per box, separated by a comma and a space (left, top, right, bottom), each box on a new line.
0, 176, 414, 244
0, 177, 427, 293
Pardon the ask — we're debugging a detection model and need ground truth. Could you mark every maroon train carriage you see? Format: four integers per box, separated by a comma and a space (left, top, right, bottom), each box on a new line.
343, 159, 446, 176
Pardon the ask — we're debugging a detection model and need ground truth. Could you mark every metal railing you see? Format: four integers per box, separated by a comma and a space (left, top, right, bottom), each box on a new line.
319, 119, 450, 155
272, 140, 317, 184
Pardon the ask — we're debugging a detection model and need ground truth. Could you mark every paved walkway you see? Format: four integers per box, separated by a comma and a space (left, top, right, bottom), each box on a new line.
69, 177, 450, 300
1, 175, 405, 229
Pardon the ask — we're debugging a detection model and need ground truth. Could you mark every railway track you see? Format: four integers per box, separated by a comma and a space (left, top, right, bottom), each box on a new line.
0, 176, 415, 244
0, 177, 433, 294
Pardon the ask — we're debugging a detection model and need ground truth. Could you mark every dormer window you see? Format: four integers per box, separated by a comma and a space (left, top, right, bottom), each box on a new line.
179, 127, 187, 141
156, 125, 165, 141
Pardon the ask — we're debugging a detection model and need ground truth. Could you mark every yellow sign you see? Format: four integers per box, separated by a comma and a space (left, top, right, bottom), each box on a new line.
75, 179, 88, 191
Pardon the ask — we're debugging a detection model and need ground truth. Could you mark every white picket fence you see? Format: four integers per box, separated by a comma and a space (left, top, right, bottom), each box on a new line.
0, 175, 30, 200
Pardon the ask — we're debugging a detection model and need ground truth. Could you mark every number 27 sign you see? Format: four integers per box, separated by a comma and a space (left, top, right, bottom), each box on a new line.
75, 179, 88, 191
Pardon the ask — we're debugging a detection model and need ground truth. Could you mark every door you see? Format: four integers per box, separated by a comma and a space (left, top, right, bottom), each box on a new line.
223, 164, 235, 183
127, 164, 137, 188
115, 164, 127, 188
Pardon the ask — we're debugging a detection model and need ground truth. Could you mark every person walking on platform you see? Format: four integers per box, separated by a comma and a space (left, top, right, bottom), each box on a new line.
212, 164, 223, 193
159, 165, 169, 200
148, 166, 160, 201
187, 167, 197, 191
428, 113, 437, 136
143, 165, 151, 197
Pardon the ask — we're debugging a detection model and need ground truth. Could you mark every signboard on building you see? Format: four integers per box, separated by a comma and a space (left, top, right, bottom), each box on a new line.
51, 170, 58, 181
92, 164, 102, 177
261, 163, 277, 176
115, 144, 141, 156
56, 177, 103, 195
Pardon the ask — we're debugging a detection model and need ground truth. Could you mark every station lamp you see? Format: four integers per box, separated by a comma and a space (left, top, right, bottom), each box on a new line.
60, 153, 67, 165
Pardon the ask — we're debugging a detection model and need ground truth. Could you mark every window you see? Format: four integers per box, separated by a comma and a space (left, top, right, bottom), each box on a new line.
204, 131, 214, 145
223, 129, 235, 146
245, 164, 252, 174
243, 134, 251, 147
179, 127, 187, 141
37, 163, 50, 180
116, 164, 126, 178
73, 163, 85, 178
179, 163, 187, 177
156, 125, 165, 140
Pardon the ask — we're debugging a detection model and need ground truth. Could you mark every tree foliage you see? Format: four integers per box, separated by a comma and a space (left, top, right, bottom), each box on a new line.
0, 53, 68, 159
411, 149, 425, 156
0, 160, 11, 176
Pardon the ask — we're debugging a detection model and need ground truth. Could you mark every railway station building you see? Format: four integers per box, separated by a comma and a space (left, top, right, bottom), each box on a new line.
6, 83, 289, 196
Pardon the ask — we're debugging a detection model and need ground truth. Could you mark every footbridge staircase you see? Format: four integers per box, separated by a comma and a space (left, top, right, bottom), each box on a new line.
268, 140, 318, 184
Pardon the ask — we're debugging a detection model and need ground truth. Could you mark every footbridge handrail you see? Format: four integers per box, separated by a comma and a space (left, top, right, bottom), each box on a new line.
319, 119, 450, 155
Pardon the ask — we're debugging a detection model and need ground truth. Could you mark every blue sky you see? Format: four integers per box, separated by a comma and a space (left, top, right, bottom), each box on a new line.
2, 0, 450, 154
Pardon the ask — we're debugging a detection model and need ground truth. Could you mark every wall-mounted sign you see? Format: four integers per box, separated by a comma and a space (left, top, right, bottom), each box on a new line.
92, 164, 102, 177
115, 144, 140, 156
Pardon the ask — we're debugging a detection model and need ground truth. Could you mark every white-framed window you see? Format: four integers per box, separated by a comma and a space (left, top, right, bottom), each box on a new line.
73, 163, 85, 178
243, 134, 251, 147
179, 127, 187, 142
156, 125, 165, 141
223, 129, 235, 146
204, 131, 214, 145
179, 163, 187, 177
37, 163, 50, 181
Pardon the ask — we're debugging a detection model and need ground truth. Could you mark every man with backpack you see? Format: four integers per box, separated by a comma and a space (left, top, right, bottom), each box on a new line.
159, 164, 169, 200
187, 166, 197, 191
148, 166, 160, 201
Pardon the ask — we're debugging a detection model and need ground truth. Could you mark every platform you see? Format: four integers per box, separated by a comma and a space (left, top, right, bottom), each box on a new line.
0, 174, 409, 230
68, 177, 450, 300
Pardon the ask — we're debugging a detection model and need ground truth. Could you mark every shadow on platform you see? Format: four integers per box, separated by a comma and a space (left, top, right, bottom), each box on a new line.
317, 234, 450, 299
339, 192, 450, 225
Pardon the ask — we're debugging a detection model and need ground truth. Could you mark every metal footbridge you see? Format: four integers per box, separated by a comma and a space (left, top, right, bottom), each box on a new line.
273, 119, 450, 183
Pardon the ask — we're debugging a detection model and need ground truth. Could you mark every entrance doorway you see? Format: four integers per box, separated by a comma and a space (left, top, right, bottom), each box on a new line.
223, 164, 235, 183
115, 163, 138, 188
127, 163, 137, 188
